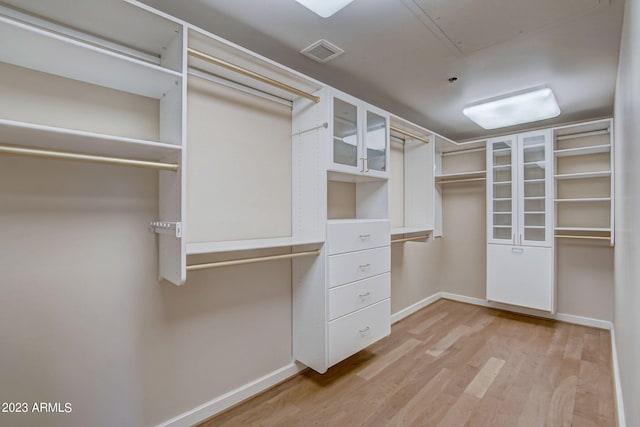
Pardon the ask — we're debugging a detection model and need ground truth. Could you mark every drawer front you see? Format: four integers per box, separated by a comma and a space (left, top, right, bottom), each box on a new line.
328, 246, 390, 288
329, 273, 390, 320
329, 299, 391, 367
327, 220, 390, 255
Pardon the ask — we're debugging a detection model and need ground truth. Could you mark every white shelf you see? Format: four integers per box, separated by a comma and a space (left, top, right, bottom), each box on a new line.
435, 170, 486, 180
555, 197, 611, 202
492, 164, 512, 170
0, 14, 181, 99
391, 227, 432, 236
554, 144, 611, 157
525, 211, 545, 214
494, 212, 512, 215
186, 236, 324, 255
524, 226, 545, 229
493, 181, 512, 185
524, 179, 546, 183
524, 196, 546, 200
554, 227, 611, 232
554, 171, 611, 180
0, 119, 181, 161
493, 225, 511, 229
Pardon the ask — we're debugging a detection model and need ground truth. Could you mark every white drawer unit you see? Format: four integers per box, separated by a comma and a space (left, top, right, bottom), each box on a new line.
329, 273, 390, 320
328, 246, 391, 287
329, 299, 391, 367
327, 219, 390, 255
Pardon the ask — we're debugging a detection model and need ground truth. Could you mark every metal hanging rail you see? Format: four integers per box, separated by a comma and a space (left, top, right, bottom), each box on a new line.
391, 235, 430, 243
555, 234, 610, 241
0, 145, 179, 171
186, 249, 321, 271
187, 47, 320, 104
390, 126, 431, 144
436, 177, 486, 184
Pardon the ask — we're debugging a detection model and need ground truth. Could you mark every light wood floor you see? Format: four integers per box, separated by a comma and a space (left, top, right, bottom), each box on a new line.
200, 300, 615, 427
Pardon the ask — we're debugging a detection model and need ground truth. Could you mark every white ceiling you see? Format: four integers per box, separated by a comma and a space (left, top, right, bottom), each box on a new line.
141, 0, 625, 141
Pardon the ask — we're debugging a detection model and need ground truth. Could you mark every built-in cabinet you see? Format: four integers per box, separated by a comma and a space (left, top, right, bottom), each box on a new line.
486, 130, 555, 312
330, 90, 390, 179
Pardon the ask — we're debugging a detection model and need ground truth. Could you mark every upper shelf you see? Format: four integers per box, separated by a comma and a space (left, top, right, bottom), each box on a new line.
435, 170, 486, 181
186, 236, 324, 255
554, 144, 611, 157
391, 227, 433, 236
0, 14, 182, 99
0, 119, 181, 160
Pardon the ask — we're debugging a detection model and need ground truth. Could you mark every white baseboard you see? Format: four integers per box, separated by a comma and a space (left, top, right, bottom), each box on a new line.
439, 292, 612, 330
390, 292, 441, 324
610, 326, 627, 427
156, 362, 306, 427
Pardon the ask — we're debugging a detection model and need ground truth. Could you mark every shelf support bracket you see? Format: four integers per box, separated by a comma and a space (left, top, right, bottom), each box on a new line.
150, 221, 182, 238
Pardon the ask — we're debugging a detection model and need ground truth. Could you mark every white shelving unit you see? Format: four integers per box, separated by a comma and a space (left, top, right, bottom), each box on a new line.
0, 0, 187, 285
389, 116, 435, 241
553, 119, 614, 245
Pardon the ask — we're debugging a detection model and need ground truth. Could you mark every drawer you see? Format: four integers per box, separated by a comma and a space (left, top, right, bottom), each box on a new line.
329, 299, 390, 367
327, 220, 390, 255
328, 246, 390, 288
329, 273, 390, 320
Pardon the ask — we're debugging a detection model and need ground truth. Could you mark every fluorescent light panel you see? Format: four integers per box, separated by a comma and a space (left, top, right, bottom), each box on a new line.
463, 88, 561, 130
295, 0, 355, 17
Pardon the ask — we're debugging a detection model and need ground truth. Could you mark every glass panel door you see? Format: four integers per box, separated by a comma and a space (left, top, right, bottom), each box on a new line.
333, 97, 359, 168
519, 132, 551, 246
488, 137, 516, 244
365, 110, 387, 172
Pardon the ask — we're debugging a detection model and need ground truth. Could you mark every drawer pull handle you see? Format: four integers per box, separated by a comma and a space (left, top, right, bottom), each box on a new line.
359, 263, 371, 270
359, 234, 371, 239
512, 247, 524, 254
358, 292, 371, 298
359, 326, 370, 334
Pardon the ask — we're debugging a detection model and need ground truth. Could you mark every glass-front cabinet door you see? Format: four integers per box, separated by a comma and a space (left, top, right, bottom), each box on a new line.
332, 96, 360, 172
487, 136, 518, 245
363, 108, 388, 178
517, 130, 553, 247
329, 90, 390, 178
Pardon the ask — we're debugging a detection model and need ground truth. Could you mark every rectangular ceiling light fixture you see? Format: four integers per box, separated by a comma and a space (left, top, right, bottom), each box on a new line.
295, 0, 355, 18
463, 87, 561, 130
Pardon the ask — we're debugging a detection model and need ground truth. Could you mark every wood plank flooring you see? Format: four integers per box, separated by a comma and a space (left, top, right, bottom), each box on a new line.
199, 300, 615, 427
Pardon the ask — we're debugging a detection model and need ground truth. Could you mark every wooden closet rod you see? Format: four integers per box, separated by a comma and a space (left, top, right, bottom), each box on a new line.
555, 235, 610, 241
0, 145, 179, 171
186, 249, 321, 271
187, 47, 320, 104
391, 235, 430, 243
390, 126, 431, 144
436, 177, 486, 184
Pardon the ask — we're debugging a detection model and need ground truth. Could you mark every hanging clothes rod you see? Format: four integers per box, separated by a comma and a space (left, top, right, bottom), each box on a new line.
187, 249, 321, 271
390, 126, 431, 144
556, 128, 609, 141
436, 177, 486, 184
0, 145, 179, 171
442, 147, 486, 157
187, 47, 320, 104
391, 235, 430, 243
555, 235, 610, 241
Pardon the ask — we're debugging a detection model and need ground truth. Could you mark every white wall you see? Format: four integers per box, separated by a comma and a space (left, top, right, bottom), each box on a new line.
613, 0, 640, 423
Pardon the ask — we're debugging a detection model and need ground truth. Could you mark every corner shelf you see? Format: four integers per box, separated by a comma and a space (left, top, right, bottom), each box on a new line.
0, 119, 181, 161
0, 14, 181, 99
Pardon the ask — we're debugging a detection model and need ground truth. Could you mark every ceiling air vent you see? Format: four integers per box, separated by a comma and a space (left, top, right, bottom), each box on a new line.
301, 39, 344, 63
